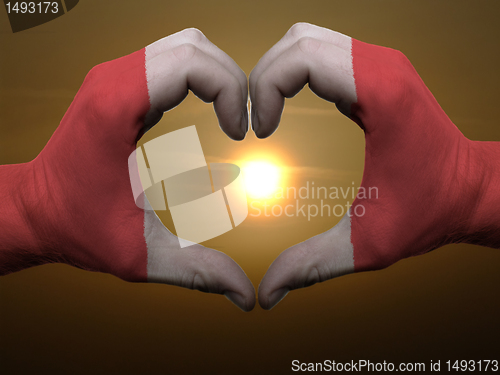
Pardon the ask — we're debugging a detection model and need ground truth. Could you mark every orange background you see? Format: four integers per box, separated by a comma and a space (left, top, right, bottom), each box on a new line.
1, 1, 499, 373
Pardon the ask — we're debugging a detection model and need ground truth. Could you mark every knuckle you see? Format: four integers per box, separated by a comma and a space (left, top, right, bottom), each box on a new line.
296, 36, 321, 55
80, 64, 111, 118
172, 43, 198, 62
304, 264, 332, 287
369, 48, 417, 109
83, 63, 105, 84
381, 47, 414, 73
183, 250, 223, 292
81, 62, 133, 125
288, 22, 312, 38
181, 27, 206, 43
392, 49, 412, 69
191, 273, 210, 293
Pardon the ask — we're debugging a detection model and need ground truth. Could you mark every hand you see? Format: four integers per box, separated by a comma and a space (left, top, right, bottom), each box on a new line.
0, 28, 255, 311
251, 23, 500, 309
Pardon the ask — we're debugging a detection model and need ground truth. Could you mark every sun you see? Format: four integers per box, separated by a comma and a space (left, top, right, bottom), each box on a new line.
242, 161, 280, 198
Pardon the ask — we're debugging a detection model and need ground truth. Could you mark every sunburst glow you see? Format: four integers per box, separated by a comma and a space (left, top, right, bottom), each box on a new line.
242, 161, 280, 198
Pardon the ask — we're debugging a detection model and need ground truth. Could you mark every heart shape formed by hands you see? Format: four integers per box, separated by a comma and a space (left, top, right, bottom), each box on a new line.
1, 24, 499, 312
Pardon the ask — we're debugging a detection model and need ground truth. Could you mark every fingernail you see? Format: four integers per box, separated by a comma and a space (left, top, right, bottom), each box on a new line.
224, 291, 249, 312
266, 287, 289, 310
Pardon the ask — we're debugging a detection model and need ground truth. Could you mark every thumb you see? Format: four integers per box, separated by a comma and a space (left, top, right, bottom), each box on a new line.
145, 210, 256, 312
258, 213, 354, 310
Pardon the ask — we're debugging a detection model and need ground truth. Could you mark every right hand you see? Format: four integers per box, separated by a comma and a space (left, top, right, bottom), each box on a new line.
251, 22, 500, 310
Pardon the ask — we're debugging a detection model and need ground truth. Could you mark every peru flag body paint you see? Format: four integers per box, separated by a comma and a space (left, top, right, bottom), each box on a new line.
349, 39, 500, 272
0, 49, 150, 281
1, 35, 500, 289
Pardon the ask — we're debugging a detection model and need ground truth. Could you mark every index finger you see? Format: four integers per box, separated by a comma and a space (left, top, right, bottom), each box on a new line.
146, 28, 248, 105
250, 36, 356, 138
249, 23, 351, 100
146, 43, 248, 140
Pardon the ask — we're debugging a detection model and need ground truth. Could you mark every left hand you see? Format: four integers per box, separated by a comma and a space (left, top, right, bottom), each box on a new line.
0, 28, 255, 311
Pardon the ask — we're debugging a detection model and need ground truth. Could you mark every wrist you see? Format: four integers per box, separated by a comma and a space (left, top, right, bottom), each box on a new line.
463, 140, 500, 248
0, 161, 51, 274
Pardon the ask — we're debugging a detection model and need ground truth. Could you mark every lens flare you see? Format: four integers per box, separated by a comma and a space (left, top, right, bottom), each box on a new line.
242, 161, 280, 198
